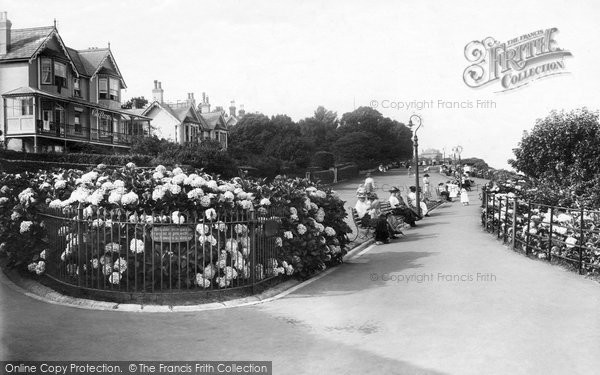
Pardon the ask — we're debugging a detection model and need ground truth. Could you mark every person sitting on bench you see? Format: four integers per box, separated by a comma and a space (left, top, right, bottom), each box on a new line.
388, 186, 419, 227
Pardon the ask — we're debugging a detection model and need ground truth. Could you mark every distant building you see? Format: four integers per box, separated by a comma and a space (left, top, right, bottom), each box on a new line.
142, 81, 228, 149
420, 148, 443, 164
0, 12, 151, 153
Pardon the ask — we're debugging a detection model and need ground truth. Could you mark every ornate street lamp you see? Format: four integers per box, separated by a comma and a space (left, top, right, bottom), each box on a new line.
408, 114, 423, 216
452, 145, 463, 189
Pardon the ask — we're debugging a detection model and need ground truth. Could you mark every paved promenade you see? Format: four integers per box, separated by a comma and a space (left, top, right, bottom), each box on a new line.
2, 168, 599, 374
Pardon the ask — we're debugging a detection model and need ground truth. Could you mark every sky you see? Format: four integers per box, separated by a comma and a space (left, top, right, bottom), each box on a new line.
4, 0, 600, 169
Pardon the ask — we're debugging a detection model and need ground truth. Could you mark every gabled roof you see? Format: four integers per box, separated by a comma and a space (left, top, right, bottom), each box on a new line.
142, 101, 204, 128
0, 26, 54, 61
1, 25, 125, 85
200, 111, 228, 131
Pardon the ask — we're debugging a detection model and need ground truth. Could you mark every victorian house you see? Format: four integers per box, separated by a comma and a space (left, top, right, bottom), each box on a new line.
0, 12, 151, 153
142, 82, 228, 149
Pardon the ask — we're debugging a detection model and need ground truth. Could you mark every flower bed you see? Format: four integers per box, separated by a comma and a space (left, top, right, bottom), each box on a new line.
482, 188, 600, 276
0, 164, 352, 297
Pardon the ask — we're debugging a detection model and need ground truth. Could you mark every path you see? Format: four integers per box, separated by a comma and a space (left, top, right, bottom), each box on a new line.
1, 168, 599, 374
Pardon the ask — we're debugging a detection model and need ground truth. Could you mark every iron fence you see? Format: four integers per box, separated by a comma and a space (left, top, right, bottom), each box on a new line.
481, 190, 600, 275
39, 205, 283, 299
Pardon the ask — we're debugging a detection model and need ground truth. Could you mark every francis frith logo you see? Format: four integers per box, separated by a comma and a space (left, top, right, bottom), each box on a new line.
463, 28, 572, 92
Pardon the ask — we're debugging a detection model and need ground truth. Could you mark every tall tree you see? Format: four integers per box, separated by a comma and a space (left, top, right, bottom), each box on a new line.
121, 96, 149, 109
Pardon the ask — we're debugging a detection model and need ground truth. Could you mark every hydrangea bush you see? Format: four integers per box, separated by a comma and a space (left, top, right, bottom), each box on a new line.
0, 164, 352, 292
483, 178, 600, 275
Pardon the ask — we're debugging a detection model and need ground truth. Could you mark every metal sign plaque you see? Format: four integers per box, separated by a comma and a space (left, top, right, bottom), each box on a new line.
151, 226, 194, 243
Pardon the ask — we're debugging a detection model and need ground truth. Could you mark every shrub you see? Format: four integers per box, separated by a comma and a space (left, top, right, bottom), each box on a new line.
312, 151, 335, 170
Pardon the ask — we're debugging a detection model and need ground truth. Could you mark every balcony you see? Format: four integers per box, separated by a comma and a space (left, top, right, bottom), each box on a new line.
36, 121, 147, 146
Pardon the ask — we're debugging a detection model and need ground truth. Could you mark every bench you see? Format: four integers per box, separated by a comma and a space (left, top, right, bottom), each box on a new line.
350, 201, 405, 240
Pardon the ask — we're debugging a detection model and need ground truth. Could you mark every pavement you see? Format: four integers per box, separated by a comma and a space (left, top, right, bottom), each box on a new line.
2, 167, 600, 374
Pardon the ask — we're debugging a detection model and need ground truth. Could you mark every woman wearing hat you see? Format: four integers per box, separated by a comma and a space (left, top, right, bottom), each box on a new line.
355, 188, 400, 244
388, 186, 419, 227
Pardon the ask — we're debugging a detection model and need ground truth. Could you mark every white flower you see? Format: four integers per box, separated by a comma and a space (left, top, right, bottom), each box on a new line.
108, 271, 121, 284
172, 167, 184, 175
260, 198, 271, 206
198, 235, 218, 246
216, 276, 230, 288
108, 191, 122, 205
316, 208, 326, 222
235, 224, 248, 235
238, 236, 250, 250
80, 171, 98, 184
255, 264, 265, 280
130, 239, 145, 254
20, 221, 33, 234
91, 218, 104, 228
196, 224, 211, 235
102, 263, 114, 275
152, 187, 167, 201
54, 180, 67, 190
126, 162, 136, 169
290, 207, 298, 216
105, 242, 121, 253
152, 172, 164, 180
172, 173, 186, 185
199, 196, 211, 207
231, 251, 245, 270
275, 237, 283, 247
223, 191, 235, 201
206, 180, 219, 191
205, 208, 217, 221
113, 257, 128, 273
223, 266, 238, 280
565, 236, 577, 248
285, 264, 294, 275
190, 176, 207, 188
91, 258, 99, 269
283, 231, 293, 239
214, 221, 227, 232
314, 223, 325, 233
239, 200, 253, 210
171, 211, 185, 224
11, 211, 21, 221
553, 226, 568, 235
0, 197, 8, 205
557, 213, 573, 223
203, 264, 217, 279
121, 191, 139, 206
187, 188, 204, 200
155, 165, 167, 173
35, 261, 46, 275
325, 226, 336, 236
297, 224, 307, 235
49, 199, 62, 209
28, 262, 37, 272
225, 238, 238, 253
40, 250, 48, 260
195, 274, 211, 288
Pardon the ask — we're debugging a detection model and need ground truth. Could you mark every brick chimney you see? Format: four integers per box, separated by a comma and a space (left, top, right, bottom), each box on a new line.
199, 92, 211, 113
0, 12, 11, 56
152, 80, 163, 103
229, 100, 236, 117
238, 104, 246, 117
186, 92, 196, 108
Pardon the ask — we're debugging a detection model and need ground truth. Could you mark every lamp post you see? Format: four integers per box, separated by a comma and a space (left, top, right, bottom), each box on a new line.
452, 145, 463, 189
408, 114, 423, 216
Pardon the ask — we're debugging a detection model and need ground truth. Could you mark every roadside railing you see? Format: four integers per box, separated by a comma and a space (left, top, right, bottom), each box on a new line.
40, 205, 283, 299
481, 190, 600, 275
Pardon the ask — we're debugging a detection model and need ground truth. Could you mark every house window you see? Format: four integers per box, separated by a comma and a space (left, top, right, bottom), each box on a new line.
54, 61, 67, 88
73, 78, 81, 97
112, 117, 119, 133
74, 113, 82, 133
109, 78, 119, 101
41, 58, 52, 84
99, 78, 108, 99
21, 98, 34, 115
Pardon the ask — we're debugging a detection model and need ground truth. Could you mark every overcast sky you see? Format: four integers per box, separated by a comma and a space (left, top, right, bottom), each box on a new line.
4, 0, 600, 169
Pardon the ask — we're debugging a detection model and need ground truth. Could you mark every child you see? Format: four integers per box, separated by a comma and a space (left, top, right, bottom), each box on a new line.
460, 188, 469, 206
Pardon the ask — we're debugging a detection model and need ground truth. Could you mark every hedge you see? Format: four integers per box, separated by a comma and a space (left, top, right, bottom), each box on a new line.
311, 170, 335, 184
336, 165, 359, 181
